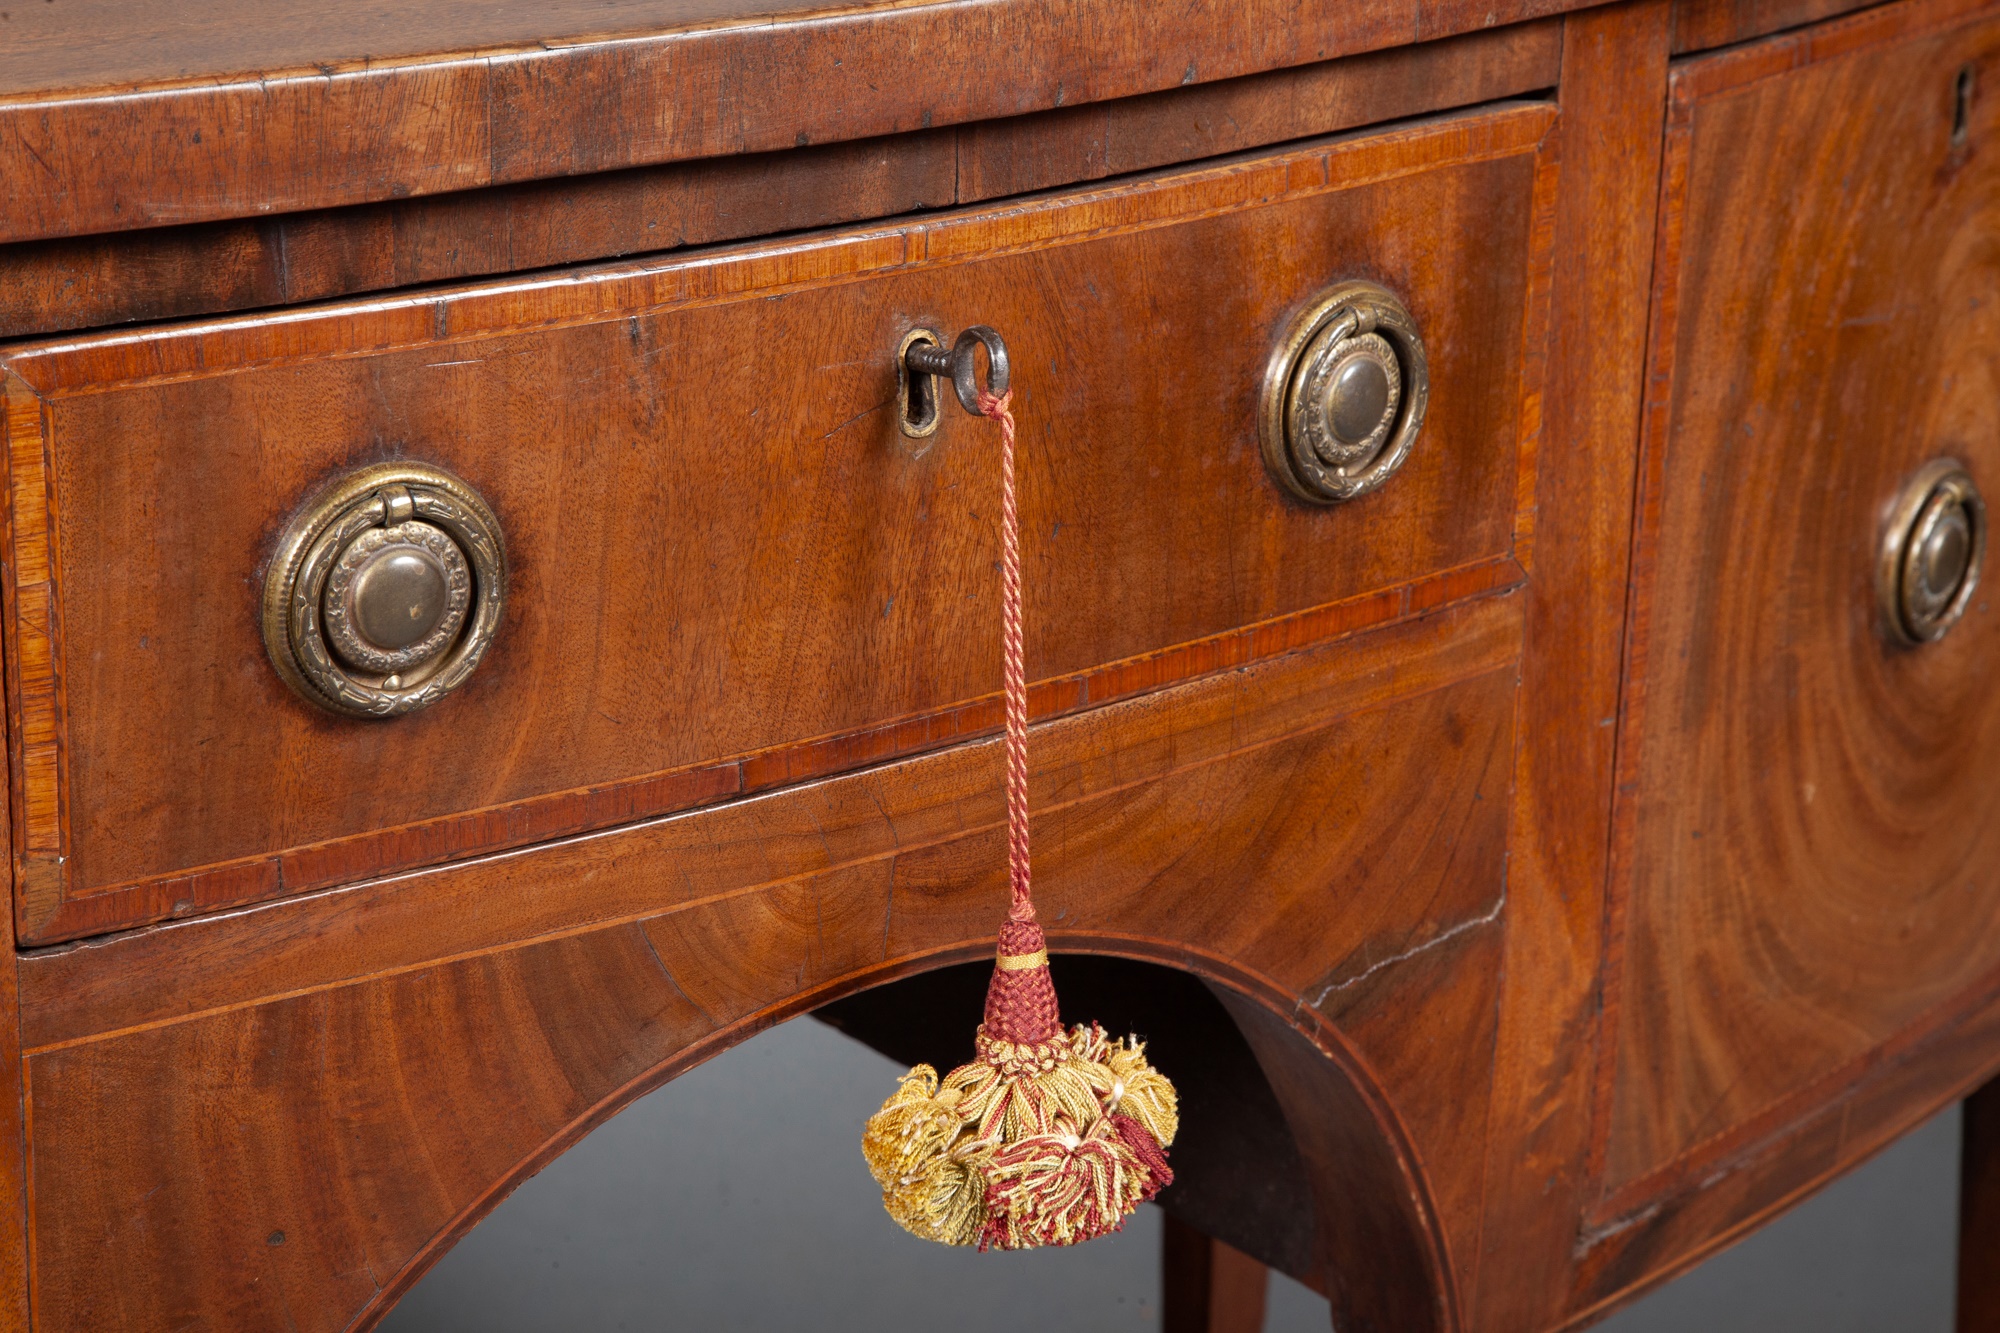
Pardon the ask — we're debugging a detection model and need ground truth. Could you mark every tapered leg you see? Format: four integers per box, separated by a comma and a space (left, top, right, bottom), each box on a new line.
1961, 1080, 2000, 1331
1164, 1212, 1270, 1333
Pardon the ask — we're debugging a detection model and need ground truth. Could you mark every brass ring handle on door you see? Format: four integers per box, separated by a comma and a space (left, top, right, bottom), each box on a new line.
262, 462, 507, 717
1260, 280, 1429, 504
1879, 459, 1985, 645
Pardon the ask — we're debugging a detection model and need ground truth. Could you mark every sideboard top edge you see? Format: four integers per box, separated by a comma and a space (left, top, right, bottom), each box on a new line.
0, 0, 1590, 246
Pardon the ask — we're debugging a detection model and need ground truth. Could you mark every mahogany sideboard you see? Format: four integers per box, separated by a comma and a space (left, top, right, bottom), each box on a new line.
1, 0, 1996, 1327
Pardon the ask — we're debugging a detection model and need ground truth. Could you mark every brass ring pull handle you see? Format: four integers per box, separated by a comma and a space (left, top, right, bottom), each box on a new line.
898, 325, 1011, 436
262, 462, 507, 717
1879, 459, 1985, 645
1260, 280, 1430, 504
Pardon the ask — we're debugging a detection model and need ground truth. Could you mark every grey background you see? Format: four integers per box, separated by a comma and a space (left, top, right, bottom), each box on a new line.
378, 1015, 1963, 1331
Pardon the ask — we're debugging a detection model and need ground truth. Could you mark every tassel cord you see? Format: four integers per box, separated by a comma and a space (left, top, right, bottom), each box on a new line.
861, 382, 1180, 1252
977, 388, 1033, 925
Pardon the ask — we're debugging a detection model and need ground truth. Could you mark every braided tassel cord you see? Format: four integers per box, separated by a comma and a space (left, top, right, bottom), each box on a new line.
861, 389, 1178, 1250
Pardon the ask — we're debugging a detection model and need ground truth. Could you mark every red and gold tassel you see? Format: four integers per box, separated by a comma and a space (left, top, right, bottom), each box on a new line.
861, 375, 1177, 1250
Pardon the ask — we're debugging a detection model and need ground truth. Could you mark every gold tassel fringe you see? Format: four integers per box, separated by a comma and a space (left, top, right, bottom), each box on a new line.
861, 1022, 1178, 1250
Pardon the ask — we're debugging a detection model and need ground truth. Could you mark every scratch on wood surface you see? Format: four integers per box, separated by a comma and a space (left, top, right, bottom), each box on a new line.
1311, 892, 1506, 1007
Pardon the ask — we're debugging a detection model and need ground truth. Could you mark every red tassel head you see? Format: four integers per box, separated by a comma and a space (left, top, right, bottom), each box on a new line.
982, 918, 1062, 1045
858, 365, 1176, 1250
862, 927, 1181, 1249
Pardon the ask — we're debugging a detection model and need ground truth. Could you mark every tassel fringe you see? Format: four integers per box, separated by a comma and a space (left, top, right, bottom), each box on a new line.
862, 1013, 1178, 1249
860, 386, 1177, 1250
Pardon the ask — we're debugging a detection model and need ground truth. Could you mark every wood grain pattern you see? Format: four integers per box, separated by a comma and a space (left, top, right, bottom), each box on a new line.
8, 103, 1554, 396
1674, 0, 1995, 59
1598, 0, 2000, 1214
0, 24, 1562, 341
0, 374, 64, 948
1319, 885, 1505, 1317
1470, 4, 1672, 1329
0, 0, 1587, 246
19, 604, 1517, 1332
1, 104, 1554, 945
17, 594, 1522, 1054
1671, 0, 1866, 50
953, 24, 1560, 205
1669, 0, 1958, 51
1221, 988, 1459, 1332
12, 3, 1999, 1326
0, 505, 25, 1328
1570, 961, 2000, 1323
0, 132, 958, 341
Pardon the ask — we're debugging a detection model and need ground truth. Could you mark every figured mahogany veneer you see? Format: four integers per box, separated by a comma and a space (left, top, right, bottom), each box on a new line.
1574, 0, 2000, 1311
0, 102, 1554, 945
4, 0, 2000, 1328
0, 0, 1584, 248
19, 596, 1520, 1333
0, 22, 1565, 340
1612, 0, 2000, 1194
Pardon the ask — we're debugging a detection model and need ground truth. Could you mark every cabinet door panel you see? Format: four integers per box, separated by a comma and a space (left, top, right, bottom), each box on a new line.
1606, 0, 2000, 1200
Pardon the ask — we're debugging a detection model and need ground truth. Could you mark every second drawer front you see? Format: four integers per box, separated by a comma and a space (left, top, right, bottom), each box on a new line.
1, 101, 1554, 942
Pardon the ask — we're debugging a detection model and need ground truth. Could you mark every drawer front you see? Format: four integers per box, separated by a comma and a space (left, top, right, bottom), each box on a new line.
1603, 0, 2000, 1204
17, 595, 1523, 1333
1, 102, 1554, 943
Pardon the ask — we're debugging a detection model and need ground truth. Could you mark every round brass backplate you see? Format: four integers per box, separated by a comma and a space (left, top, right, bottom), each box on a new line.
1260, 280, 1429, 504
324, 521, 471, 673
262, 462, 507, 717
1878, 459, 1985, 646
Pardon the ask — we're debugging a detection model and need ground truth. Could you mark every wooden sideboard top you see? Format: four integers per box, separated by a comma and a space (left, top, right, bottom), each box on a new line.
0, 0, 1862, 250
0, 0, 1591, 246
9, 0, 847, 89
